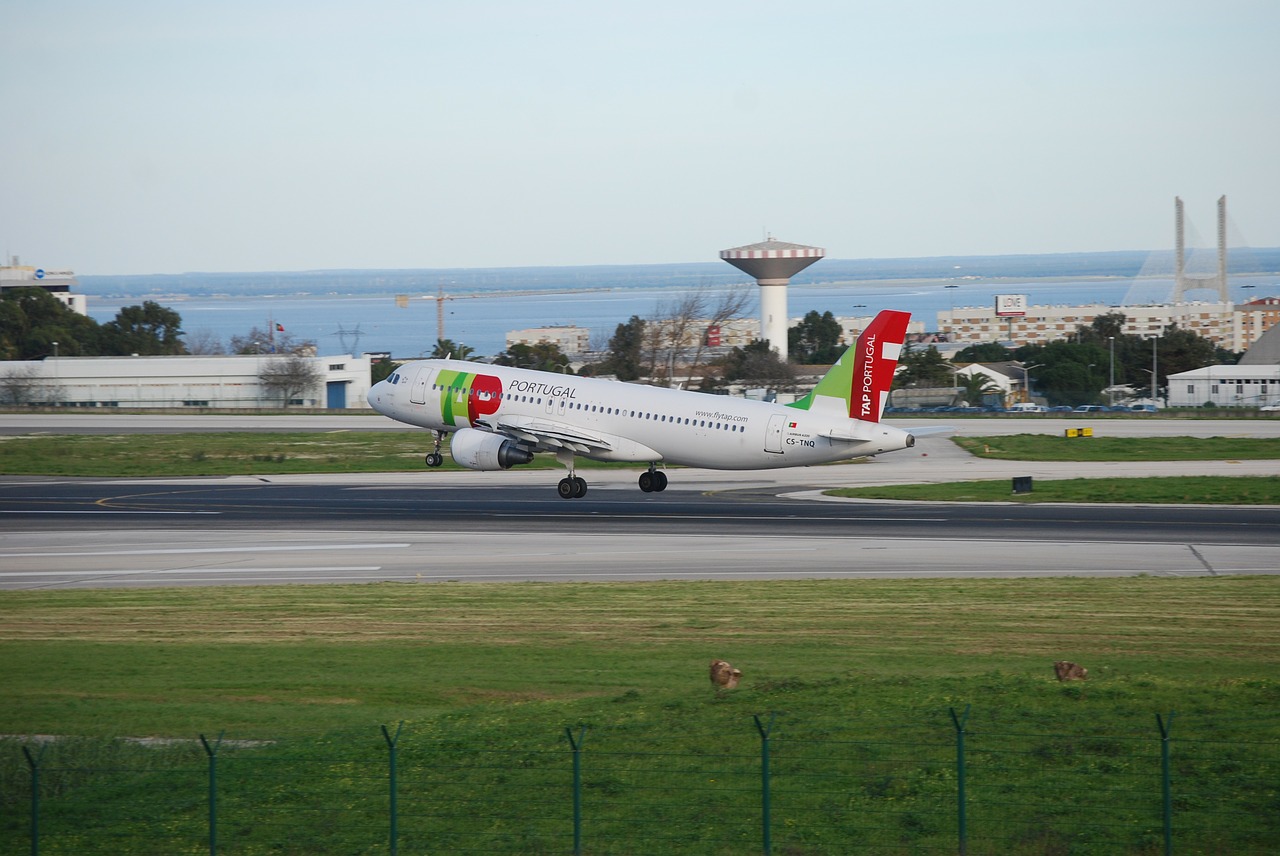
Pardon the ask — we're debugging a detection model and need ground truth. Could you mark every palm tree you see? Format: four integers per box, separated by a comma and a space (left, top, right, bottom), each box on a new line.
429, 338, 475, 360
953, 371, 1004, 407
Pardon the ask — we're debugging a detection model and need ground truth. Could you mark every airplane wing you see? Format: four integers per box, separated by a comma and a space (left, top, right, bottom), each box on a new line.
476, 414, 616, 456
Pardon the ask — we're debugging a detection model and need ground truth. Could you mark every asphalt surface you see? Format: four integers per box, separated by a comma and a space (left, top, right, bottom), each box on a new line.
1, 416, 1278, 588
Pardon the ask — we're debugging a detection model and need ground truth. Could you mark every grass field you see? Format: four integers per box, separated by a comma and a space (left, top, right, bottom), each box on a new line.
2, 433, 1279, 507
828, 475, 1280, 504
2, 578, 1278, 853
2, 431, 1278, 850
955, 433, 1280, 461
0, 431, 627, 477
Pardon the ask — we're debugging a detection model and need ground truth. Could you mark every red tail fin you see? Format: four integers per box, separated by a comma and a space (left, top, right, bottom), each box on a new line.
851, 310, 911, 423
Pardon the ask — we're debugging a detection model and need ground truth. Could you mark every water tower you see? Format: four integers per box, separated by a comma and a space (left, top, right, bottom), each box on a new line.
720, 237, 825, 360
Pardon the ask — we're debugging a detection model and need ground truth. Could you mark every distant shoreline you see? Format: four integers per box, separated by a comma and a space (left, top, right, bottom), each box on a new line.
76, 248, 1280, 299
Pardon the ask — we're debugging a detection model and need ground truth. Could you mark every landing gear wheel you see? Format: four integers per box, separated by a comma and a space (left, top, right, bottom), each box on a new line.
573, 476, 588, 498
639, 467, 668, 493
426, 431, 444, 468
558, 477, 577, 499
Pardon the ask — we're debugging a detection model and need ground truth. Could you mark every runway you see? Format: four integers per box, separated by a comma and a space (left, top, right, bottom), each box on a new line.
1, 417, 1277, 589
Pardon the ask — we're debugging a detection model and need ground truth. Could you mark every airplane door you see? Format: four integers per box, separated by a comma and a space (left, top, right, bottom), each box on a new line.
410, 367, 434, 405
765, 413, 785, 453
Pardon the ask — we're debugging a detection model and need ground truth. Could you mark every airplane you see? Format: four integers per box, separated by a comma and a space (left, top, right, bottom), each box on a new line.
368, 308, 917, 498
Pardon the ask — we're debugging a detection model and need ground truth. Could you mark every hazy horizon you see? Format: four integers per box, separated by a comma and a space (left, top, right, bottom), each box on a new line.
5, 3, 1278, 275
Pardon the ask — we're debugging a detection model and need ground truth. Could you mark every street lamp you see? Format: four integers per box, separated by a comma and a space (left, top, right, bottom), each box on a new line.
1019, 362, 1043, 404
1144, 333, 1160, 404
1108, 336, 1115, 405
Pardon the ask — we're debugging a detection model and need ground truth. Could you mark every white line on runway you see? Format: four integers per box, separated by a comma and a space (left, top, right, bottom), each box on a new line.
0, 567, 384, 578
0, 510, 220, 515
0, 543, 410, 558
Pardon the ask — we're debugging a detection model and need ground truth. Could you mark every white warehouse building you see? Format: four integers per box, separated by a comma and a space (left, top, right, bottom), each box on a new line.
1166, 365, 1280, 409
1, 354, 373, 409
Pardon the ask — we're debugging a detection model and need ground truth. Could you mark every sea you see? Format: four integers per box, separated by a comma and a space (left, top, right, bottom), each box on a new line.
78, 252, 1280, 359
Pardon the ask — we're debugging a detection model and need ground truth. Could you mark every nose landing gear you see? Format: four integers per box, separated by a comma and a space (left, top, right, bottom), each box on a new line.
424, 431, 444, 468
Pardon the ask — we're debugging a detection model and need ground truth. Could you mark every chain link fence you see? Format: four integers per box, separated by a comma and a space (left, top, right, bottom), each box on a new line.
4, 709, 1276, 854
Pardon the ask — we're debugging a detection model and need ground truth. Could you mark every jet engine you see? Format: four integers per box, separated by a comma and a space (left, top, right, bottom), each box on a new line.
449, 428, 535, 471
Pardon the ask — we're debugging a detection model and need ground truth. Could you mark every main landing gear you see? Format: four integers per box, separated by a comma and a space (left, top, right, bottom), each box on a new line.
556, 449, 588, 499
424, 431, 444, 468
557, 475, 588, 499
638, 464, 668, 493
553, 455, 667, 499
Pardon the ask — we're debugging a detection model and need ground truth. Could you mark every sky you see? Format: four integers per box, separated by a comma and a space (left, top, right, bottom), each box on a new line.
2, 1, 1278, 276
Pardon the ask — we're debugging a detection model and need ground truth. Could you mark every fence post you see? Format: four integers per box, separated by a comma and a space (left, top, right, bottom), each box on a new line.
199, 732, 224, 856
1156, 712, 1175, 856
22, 744, 44, 856
753, 713, 777, 856
949, 705, 970, 856
382, 722, 404, 856
565, 726, 588, 856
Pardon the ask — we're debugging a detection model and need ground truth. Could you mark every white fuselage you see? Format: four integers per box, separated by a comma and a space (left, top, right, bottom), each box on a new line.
369, 359, 914, 470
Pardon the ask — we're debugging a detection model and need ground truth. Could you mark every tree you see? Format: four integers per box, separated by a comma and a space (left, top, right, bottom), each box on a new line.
953, 372, 1003, 407
663, 286, 751, 382
594, 315, 647, 380
370, 356, 396, 385
1013, 340, 1108, 406
1076, 311, 1127, 344
0, 364, 58, 405
429, 339, 475, 360
717, 340, 795, 389
231, 326, 314, 356
953, 342, 1012, 363
788, 310, 844, 364
183, 329, 227, 355
618, 286, 752, 384
492, 342, 572, 373
100, 301, 187, 355
893, 344, 954, 390
0, 287, 102, 359
258, 354, 324, 406
1156, 325, 1219, 389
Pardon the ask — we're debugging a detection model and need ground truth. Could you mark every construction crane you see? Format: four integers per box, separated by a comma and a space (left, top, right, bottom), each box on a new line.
397, 286, 454, 342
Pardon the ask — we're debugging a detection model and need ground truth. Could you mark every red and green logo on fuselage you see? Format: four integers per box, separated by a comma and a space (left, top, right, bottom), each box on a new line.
436, 368, 503, 426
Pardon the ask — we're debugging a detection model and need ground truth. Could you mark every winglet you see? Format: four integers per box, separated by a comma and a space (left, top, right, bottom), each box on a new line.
789, 310, 911, 423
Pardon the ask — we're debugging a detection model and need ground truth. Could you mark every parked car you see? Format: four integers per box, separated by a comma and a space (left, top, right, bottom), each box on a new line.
1073, 405, 1106, 413
1129, 404, 1159, 413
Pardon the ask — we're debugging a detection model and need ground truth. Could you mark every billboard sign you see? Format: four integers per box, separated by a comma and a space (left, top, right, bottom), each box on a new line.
995, 294, 1027, 317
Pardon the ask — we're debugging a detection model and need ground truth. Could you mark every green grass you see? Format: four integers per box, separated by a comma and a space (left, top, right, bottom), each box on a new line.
956, 433, 1280, 461
828, 475, 1280, 504
2, 579, 1278, 853
0, 431, 618, 477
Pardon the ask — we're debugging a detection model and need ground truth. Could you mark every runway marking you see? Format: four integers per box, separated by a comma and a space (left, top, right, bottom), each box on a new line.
0, 567, 384, 578
0, 543, 409, 559
0, 510, 220, 515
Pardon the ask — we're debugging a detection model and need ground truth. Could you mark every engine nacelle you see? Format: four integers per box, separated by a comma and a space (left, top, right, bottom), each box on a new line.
448, 428, 535, 471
